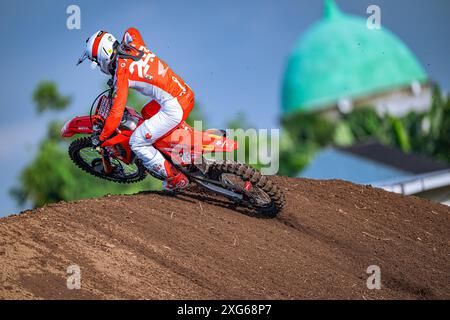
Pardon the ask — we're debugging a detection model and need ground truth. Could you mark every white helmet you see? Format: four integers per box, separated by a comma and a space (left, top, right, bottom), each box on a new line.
77, 31, 118, 75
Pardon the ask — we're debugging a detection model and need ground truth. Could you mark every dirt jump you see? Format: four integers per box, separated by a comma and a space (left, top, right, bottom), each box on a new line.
0, 176, 449, 299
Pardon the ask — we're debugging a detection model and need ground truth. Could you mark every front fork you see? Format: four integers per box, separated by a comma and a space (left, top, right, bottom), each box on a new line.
99, 148, 113, 174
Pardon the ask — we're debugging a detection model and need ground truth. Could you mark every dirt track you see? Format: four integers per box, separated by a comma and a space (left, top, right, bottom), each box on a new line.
0, 176, 449, 299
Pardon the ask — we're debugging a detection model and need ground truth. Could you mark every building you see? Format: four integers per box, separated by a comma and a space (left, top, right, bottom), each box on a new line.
282, 1, 449, 206
301, 142, 450, 206
282, 0, 431, 118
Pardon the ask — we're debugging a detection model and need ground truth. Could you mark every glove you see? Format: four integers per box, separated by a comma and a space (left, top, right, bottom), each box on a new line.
91, 133, 103, 148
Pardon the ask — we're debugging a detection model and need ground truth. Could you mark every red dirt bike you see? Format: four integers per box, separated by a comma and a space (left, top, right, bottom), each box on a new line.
61, 90, 284, 216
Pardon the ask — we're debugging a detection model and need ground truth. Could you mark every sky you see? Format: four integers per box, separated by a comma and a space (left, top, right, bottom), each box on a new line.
0, 0, 449, 217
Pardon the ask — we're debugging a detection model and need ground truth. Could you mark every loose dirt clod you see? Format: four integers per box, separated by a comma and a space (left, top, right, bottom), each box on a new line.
0, 177, 449, 299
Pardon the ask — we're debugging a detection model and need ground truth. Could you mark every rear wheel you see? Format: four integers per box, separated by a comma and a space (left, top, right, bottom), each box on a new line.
68, 137, 147, 183
205, 161, 285, 217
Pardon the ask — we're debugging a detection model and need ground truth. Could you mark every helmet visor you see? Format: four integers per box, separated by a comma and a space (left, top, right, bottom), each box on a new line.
77, 50, 89, 66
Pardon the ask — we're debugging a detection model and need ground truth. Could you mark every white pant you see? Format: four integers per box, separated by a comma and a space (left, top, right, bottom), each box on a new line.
129, 97, 183, 178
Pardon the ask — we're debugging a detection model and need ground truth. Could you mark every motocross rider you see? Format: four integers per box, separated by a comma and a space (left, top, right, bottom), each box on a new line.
77, 28, 193, 191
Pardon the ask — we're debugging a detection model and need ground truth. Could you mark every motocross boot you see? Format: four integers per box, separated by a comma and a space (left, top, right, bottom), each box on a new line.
162, 161, 189, 191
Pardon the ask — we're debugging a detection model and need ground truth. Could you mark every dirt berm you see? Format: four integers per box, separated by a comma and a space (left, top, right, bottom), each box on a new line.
0, 177, 449, 299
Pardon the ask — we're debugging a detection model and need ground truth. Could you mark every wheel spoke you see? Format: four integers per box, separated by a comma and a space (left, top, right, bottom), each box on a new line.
204, 160, 285, 216
69, 137, 147, 184
79, 146, 140, 179
221, 173, 272, 207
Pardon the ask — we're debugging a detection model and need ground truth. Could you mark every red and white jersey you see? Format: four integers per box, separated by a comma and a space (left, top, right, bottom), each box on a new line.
100, 27, 194, 141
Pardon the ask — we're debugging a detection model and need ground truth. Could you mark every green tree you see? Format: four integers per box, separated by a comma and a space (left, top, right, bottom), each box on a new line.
12, 81, 162, 208
224, 112, 265, 171
426, 86, 450, 162
279, 85, 450, 177
33, 81, 71, 113
279, 112, 335, 176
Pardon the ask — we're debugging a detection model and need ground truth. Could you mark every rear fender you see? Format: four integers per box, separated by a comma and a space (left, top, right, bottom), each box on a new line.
154, 124, 238, 156
60, 116, 93, 138
201, 132, 238, 153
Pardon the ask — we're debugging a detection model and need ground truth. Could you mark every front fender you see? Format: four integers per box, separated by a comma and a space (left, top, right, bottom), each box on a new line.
60, 116, 94, 138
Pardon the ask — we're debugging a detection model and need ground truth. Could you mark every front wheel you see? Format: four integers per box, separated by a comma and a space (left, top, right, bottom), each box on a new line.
68, 137, 147, 183
203, 161, 285, 217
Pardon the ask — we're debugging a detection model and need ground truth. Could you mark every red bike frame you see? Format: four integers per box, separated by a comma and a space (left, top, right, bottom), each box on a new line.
60, 105, 238, 168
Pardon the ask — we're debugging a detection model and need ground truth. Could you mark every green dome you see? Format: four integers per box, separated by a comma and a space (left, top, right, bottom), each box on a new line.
282, 0, 427, 115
